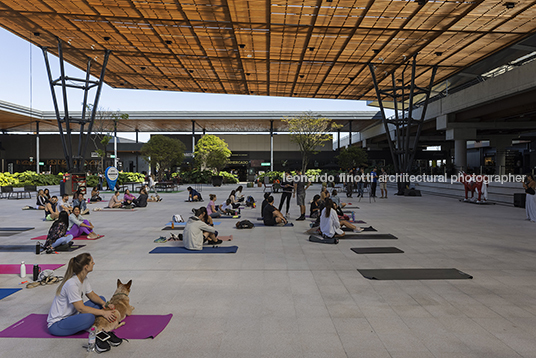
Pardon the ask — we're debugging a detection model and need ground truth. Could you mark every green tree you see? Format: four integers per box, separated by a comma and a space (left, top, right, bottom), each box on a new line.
337, 146, 368, 170
283, 111, 341, 172
194, 135, 232, 174
141, 135, 186, 180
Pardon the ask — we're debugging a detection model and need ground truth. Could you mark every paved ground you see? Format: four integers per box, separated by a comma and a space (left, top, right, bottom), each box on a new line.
1, 183, 536, 358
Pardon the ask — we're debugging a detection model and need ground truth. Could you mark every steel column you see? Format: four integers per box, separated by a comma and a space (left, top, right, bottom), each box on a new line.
192, 120, 196, 155
270, 120, 274, 172
36, 121, 40, 174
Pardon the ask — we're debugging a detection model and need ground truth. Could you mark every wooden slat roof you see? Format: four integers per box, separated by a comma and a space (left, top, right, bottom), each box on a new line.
0, 0, 535, 100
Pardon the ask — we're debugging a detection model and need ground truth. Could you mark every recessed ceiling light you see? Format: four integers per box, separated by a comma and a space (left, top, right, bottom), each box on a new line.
33, 32, 40, 36
239, 44, 246, 49
504, 2, 515, 8
103, 36, 110, 41
165, 40, 172, 45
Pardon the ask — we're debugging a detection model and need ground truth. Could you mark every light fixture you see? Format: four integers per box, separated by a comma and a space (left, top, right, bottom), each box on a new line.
373, 49, 380, 54
435, 51, 443, 56
308, 47, 315, 51
165, 40, 172, 45
103, 36, 110, 41
140, 66, 146, 70
239, 44, 246, 49
349, 76, 355, 80
164, 86, 168, 88
416, 0, 427, 5
246, 73, 251, 76
33, 32, 40, 36
504, 2, 515, 8
299, 75, 304, 78
189, 70, 194, 73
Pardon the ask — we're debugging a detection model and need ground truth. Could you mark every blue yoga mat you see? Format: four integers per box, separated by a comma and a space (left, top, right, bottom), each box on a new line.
149, 246, 238, 254
0, 288, 21, 300
165, 221, 221, 227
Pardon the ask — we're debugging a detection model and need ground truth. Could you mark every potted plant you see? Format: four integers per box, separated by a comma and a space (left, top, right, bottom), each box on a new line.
194, 135, 232, 187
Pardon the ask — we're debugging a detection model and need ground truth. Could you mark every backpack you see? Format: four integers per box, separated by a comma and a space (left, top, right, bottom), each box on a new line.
245, 196, 255, 207
235, 220, 255, 229
173, 214, 184, 223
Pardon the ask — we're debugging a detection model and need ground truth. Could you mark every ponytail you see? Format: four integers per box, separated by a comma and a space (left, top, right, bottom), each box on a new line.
56, 253, 92, 295
324, 198, 333, 218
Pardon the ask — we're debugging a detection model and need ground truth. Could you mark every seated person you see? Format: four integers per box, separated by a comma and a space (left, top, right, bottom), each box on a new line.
43, 211, 74, 254
107, 191, 122, 208
123, 189, 136, 206
260, 193, 270, 218
262, 196, 288, 226
310, 194, 321, 218
47, 253, 117, 341
133, 188, 148, 207
183, 207, 221, 250
320, 186, 329, 204
207, 194, 221, 218
228, 190, 240, 209
187, 187, 202, 202
72, 192, 89, 215
67, 206, 100, 239
44, 196, 61, 221
44, 188, 51, 201
319, 198, 345, 239
235, 186, 245, 202
219, 199, 237, 215
90, 187, 102, 202
36, 189, 48, 209
58, 194, 72, 214
331, 190, 346, 208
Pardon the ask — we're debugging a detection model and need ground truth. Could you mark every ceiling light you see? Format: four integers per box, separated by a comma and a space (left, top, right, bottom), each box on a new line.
140, 67, 146, 70
504, 2, 515, 8
33, 32, 40, 36
239, 44, 246, 49
103, 36, 110, 41
435, 51, 443, 56
165, 40, 172, 45
308, 47, 315, 51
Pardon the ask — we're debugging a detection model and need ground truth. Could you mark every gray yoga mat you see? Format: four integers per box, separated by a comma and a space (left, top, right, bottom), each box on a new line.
343, 226, 376, 232
351, 247, 404, 254
358, 268, 473, 280
342, 234, 397, 240
0, 227, 34, 232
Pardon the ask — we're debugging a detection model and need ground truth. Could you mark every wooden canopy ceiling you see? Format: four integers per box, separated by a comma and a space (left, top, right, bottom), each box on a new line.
0, 0, 535, 100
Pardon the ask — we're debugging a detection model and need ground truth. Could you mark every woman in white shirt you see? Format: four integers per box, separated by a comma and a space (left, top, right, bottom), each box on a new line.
47, 253, 116, 336
319, 198, 345, 239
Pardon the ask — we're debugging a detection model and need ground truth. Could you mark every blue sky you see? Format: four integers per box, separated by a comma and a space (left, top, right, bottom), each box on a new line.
0, 28, 375, 114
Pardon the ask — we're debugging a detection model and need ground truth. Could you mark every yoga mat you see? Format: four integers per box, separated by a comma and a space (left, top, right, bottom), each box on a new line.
0, 313, 173, 339
149, 246, 238, 254
0, 245, 41, 252
54, 244, 86, 252
255, 222, 294, 227
0, 227, 34, 232
30, 235, 104, 241
218, 215, 241, 219
0, 264, 64, 274
0, 288, 21, 300
342, 234, 397, 240
351, 247, 404, 254
342, 226, 377, 232
162, 226, 185, 231
358, 268, 473, 280
458, 199, 495, 205
165, 221, 221, 227
102, 208, 137, 211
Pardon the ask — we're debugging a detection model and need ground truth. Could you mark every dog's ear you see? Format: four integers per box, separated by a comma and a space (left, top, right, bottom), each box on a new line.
117, 279, 122, 287
125, 280, 132, 290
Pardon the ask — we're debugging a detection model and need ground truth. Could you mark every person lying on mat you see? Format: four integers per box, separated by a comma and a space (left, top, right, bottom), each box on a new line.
133, 187, 148, 207
72, 192, 90, 215
207, 194, 221, 218
90, 187, 102, 202
187, 187, 202, 202
183, 207, 222, 250
44, 196, 61, 221
47, 253, 117, 337
67, 206, 101, 239
262, 196, 288, 226
107, 191, 122, 208
43, 211, 74, 254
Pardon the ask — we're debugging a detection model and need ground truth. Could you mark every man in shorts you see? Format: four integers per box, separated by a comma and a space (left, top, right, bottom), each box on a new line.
380, 168, 388, 199
293, 170, 311, 221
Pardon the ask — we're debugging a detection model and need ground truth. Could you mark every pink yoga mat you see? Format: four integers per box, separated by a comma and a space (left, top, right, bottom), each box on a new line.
0, 313, 172, 339
30, 235, 104, 241
0, 264, 64, 274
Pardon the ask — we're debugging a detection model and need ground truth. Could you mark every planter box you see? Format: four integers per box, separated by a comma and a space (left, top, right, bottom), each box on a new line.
212, 175, 223, 187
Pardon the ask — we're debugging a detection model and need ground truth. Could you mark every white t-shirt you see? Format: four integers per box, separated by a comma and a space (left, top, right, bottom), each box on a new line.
47, 275, 93, 327
319, 207, 343, 238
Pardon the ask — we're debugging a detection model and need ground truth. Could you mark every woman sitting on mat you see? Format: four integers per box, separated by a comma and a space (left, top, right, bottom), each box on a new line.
183, 207, 221, 250
133, 187, 149, 207
47, 253, 117, 340
43, 211, 74, 254
310, 194, 321, 219
207, 194, 221, 218
228, 190, 240, 209
44, 188, 51, 201
320, 186, 329, 204
107, 191, 122, 208
235, 185, 245, 202
319, 198, 346, 239
90, 187, 102, 202
262, 196, 288, 226
67, 206, 101, 239
36, 189, 48, 209
123, 189, 136, 206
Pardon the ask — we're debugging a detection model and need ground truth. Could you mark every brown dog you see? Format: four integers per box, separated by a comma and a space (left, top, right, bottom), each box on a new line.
94, 279, 134, 332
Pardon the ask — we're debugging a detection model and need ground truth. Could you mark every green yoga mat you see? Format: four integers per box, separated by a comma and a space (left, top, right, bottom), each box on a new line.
351, 247, 404, 254
358, 268, 473, 280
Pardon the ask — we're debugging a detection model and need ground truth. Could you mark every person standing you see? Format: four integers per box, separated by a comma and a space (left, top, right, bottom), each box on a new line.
523, 174, 536, 222
293, 170, 311, 221
379, 168, 388, 199
370, 168, 378, 198
278, 171, 293, 217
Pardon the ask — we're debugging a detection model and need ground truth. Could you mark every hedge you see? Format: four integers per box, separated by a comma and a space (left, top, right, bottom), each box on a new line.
0, 171, 145, 188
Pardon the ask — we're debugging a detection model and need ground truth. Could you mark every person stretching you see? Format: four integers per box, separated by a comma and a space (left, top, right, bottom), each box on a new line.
187, 187, 202, 202
43, 211, 74, 254
263, 196, 288, 226
67, 206, 100, 239
47, 253, 119, 352
183, 208, 221, 250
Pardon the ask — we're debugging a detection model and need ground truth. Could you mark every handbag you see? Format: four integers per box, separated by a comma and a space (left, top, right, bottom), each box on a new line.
526, 187, 535, 195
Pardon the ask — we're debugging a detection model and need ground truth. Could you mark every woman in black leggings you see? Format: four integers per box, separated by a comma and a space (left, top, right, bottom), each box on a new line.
278, 171, 293, 217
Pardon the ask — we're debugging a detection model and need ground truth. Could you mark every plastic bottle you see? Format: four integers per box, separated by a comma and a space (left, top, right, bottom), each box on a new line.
87, 326, 96, 352
20, 261, 26, 278
351, 211, 355, 222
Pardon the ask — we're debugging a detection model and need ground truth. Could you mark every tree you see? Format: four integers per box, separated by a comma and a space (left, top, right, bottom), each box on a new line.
337, 146, 368, 170
194, 135, 232, 174
283, 111, 341, 172
141, 135, 186, 180
87, 105, 129, 172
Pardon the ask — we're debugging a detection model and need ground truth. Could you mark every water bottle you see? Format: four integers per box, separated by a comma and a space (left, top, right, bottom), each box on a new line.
33, 265, 40, 281
35, 241, 41, 255
87, 326, 96, 352
20, 261, 26, 278
351, 212, 355, 222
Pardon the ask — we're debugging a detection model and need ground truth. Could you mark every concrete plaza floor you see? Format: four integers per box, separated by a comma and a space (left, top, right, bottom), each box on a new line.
0, 183, 536, 358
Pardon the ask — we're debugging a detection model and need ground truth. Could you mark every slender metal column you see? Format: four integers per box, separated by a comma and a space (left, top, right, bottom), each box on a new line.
36, 121, 40, 174
135, 129, 139, 172
192, 120, 196, 155
114, 121, 118, 168
270, 120, 274, 172
348, 121, 352, 146
337, 129, 340, 151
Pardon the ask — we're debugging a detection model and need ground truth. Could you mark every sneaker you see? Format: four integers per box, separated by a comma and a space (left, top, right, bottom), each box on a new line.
95, 337, 111, 353
106, 331, 123, 347
154, 236, 167, 243
296, 215, 305, 221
